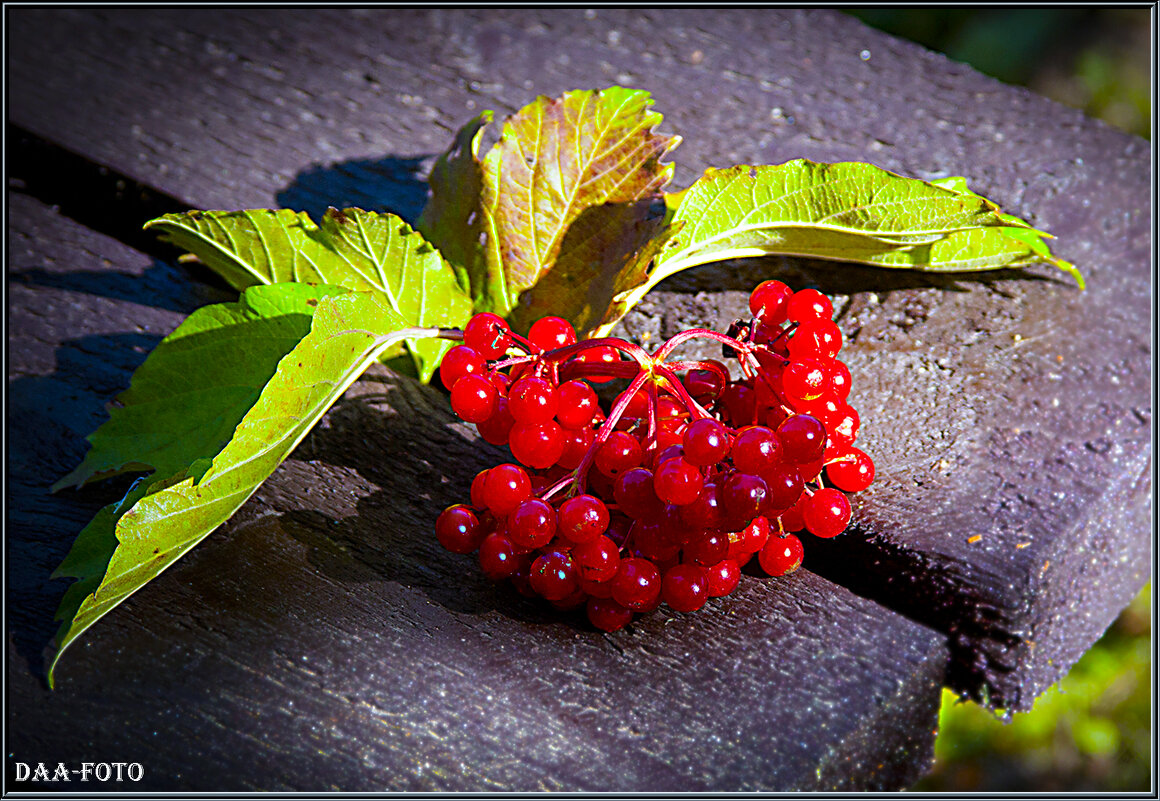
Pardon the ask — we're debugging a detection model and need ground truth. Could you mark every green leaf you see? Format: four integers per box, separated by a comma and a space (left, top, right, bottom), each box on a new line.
52, 282, 349, 492
416, 110, 493, 295
476, 86, 681, 319
49, 291, 422, 687
592, 160, 1081, 334
145, 209, 473, 380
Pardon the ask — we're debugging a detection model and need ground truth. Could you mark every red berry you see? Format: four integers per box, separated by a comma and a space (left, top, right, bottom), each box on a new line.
718, 382, 756, 427
787, 319, 842, 360
573, 534, 621, 582
750, 279, 793, 324
705, 559, 741, 597
463, 313, 512, 360
478, 533, 519, 579
776, 414, 827, 465
662, 563, 709, 612
630, 519, 682, 562
482, 463, 531, 515
779, 495, 808, 533
614, 467, 665, 520
786, 288, 833, 322
760, 465, 805, 512
558, 494, 609, 543
595, 431, 644, 477
683, 530, 729, 566
556, 380, 598, 429
476, 396, 516, 446
450, 373, 498, 423
732, 425, 782, 474
557, 426, 594, 469
758, 533, 804, 576
439, 345, 485, 389
435, 504, 484, 554
509, 420, 565, 470
679, 482, 725, 530
529, 549, 579, 601
572, 344, 620, 383
826, 447, 875, 492
826, 359, 853, 400
803, 488, 851, 538
731, 514, 771, 556
682, 418, 731, 466
509, 376, 559, 425
684, 362, 728, 402
470, 468, 490, 509
508, 497, 557, 549
528, 316, 578, 352
587, 597, 633, 632
610, 557, 662, 611
722, 471, 769, 530
653, 457, 704, 506
781, 358, 828, 402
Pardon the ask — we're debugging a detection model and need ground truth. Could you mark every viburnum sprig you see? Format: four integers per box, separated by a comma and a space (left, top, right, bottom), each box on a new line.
435, 281, 875, 632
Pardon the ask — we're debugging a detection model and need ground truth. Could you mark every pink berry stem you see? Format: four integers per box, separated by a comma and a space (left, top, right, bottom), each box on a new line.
566, 367, 654, 494
544, 336, 651, 367
652, 327, 752, 362
558, 360, 642, 382
651, 364, 715, 421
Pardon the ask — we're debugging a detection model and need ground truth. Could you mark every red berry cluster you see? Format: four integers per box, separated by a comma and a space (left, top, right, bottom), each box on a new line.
434, 282, 874, 632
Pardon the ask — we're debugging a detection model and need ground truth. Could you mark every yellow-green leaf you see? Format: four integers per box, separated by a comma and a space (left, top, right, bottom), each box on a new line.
145, 209, 473, 380
49, 290, 421, 686
477, 86, 680, 318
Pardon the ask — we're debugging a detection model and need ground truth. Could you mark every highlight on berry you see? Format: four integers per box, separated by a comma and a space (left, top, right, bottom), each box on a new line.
435, 283, 873, 632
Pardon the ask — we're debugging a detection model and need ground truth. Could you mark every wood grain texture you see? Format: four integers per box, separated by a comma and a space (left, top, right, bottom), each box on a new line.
8, 197, 946, 791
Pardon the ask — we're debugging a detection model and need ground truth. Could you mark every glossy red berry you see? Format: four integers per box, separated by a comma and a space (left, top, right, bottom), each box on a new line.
476, 396, 515, 446
803, 488, 851, 538
439, 344, 486, 390
509, 421, 565, 470
470, 468, 490, 509
587, 597, 634, 632
450, 373, 497, 423
573, 534, 620, 582
760, 465, 805, 512
509, 376, 559, 425
556, 380, 598, 429
826, 447, 875, 492
722, 472, 769, 529
595, 431, 644, 477
478, 533, 519, 579
528, 316, 577, 351
705, 559, 741, 597
749, 279, 793, 324
435, 504, 484, 554
662, 563, 709, 612
482, 463, 531, 515
682, 530, 729, 566
557, 426, 594, 469
781, 359, 828, 402
508, 497, 557, 549
463, 313, 512, 360
529, 549, 579, 601
679, 481, 725, 531
557, 494, 609, 543
682, 418, 731, 466
776, 414, 827, 465
732, 425, 782, 474
610, 557, 662, 611
684, 363, 727, 402
653, 457, 704, 506
758, 533, 804, 576
786, 288, 833, 322
614, 467, 664, 520
787, 319, 842, 360
826, 359, 853, 400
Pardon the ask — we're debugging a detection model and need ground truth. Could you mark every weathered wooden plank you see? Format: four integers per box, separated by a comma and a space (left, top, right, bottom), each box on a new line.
7, 195, 946, 791
7, 6, 1149, 711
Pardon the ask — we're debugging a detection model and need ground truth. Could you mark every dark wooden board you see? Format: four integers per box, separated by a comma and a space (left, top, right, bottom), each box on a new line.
7, 195, 947, 791
8, 6, 1150, 711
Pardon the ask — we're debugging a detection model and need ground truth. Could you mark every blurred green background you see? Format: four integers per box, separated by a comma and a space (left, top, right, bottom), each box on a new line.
847, 8, 1153, 792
